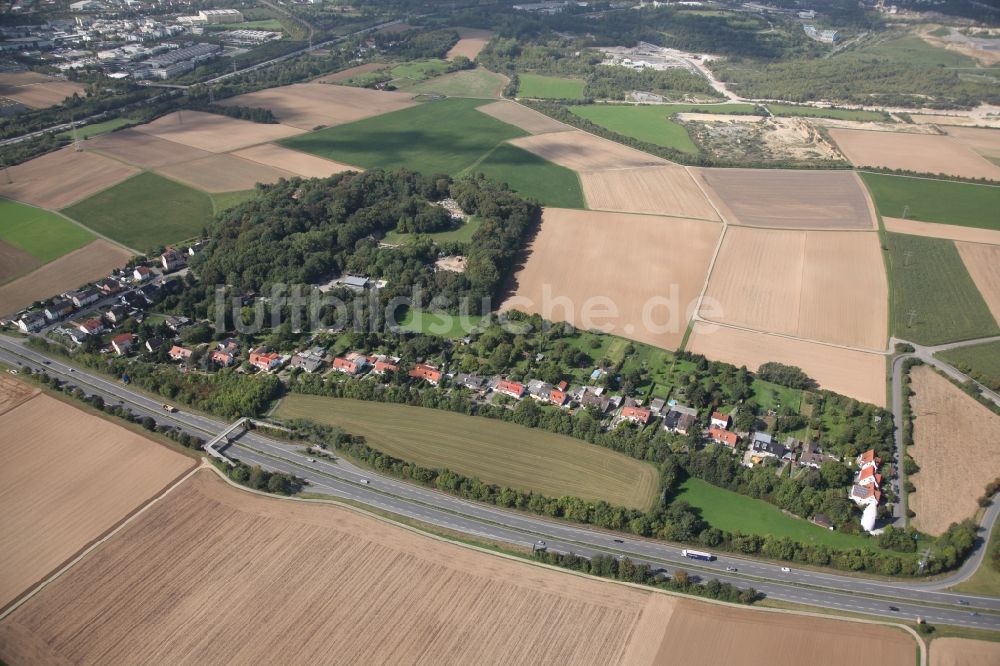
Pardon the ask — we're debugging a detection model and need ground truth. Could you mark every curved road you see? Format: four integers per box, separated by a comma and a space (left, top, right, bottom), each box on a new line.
1, 334, 997, 630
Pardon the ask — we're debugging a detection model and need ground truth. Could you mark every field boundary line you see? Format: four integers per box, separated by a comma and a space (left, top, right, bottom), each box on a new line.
686, 164, 731, 324
3, 197, 141, 256
694, 319, 894, 355
856, 169, 1000, 188
0, 460, 206, 622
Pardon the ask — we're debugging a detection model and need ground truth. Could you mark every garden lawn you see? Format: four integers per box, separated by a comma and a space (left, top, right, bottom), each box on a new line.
62, 172, 214, 251
674, 477, 875, 550
397, 308, 483, 338
750, 379, 803, 412
0, 198, 94, 262
518, 73, 585, 100
861, 172, 1000, 230
383, 216, 483, 245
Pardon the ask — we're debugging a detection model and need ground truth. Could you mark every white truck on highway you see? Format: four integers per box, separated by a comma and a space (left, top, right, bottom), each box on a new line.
681, 549, 715, 561
162, 404, 178, 413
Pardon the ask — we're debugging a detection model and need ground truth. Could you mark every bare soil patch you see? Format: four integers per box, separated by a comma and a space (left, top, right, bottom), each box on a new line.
446, 27, 494, 60
0, 389, 193, 610
0, 374, 38, 416
509, 130, 669, 171
134, 111, 303, 153
217, 83, 416, 131
0, 72, 51, 86
682, 115, 845, 164
501, 208, 721, 350
156, 154, 297, 193
945, 126, 1000, 161
956, 241, 1000, 323
0, 240, 40, 283
0, 147, 140, 209
931, 637, 1000, 666
0, 73, 85, 109
435, 255, 466, 272
909, 365, 1000, 535
687, 322, 887, 405
884, 217, 1000, 245
85, 129, 213, 168
313, 62, 388, 83
0, 240, 132, 316
580, 166, 720, 220
829, 128, 1000, 181
232, 143, 359, 178
701, 227, 888, 350
477, 100, 572, 134
694, 168, 875, 229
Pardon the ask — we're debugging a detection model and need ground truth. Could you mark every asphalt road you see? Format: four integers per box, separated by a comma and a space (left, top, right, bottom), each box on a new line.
1, 334, 997, 630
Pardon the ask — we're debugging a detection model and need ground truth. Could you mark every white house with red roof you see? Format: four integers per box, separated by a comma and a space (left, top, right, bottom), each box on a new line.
620, 405, 652, 425
111, 333, 135, 355
710, 411, 730, 429
495, 379, 525, 399
856, 449, 880, 471
408, 363, 442, 385
249, 347, 283, 372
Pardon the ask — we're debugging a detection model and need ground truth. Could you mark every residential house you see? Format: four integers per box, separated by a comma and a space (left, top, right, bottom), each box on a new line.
164, 315, 190, 332
664, 404, 698, 434
710, 411, 730, 430
455, 373, 487, 392
798, 442, 835, 469
161, 248, 187, 272
409, 363, 442, 385
747, 433, 786, 465
709, 426, 739, 449
577, 387, 616, 414
340, 275, 371, 291
121, 290, 149, 309
211, 350, 235, 367
69, 287, 100, 308
169, 345, 193, 361
527, 379, 553, 401
811, 513, 834, 530
133, 266, 153, 282
145, 337, 165, 353
217, 337, 240, 353
849, 483, 880, 506
332, 355, 365, 376
16, 311, 46, 333
111, 333, 135, 355
371, 355, 399, 375
44, 299, 75, 322
291, 348, 326, 373
188, 240, 209, 256
620, 405, 652, 425
96, 277, 122, 296
76, 318, 104, 336
105, 304, 127, 325
649, 398, 666, 416
249, 347, 283, 372
856, 466, 882, 488
495, 379, 525, 400
857, 449, 881, 471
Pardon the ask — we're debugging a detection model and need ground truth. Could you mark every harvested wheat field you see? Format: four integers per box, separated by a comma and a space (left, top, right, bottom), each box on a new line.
446, 27, 494, 60
0, 71, 50, 86
701, 227, 888, 349
134, 111, 303, 153
829, 128, 1000, 181
85, 129, 212, 168
313, 62, 388, 83
232, 143, 359, 178
0, 241, 40, 283
0, 388, 193, 610
0, 147, 139, 209
931, 637, 1000, 666
884, 217, 1000, 245
0, 240, 132, 316
501, 208, 720, 349
909, 365, 1000, 534
956, 242, 1000, 323
477, 100, 571, 134
0, 469, 917, 666
580, 166, 720, 220
945, 126, 1000, 162
687, 322, 887, 405
0, 73, 84, 109
510, 130, 668, 172
694, 168, 875, 229
0, 374, 37, 416
156, 153, 296, 193
217, 83, 416, 130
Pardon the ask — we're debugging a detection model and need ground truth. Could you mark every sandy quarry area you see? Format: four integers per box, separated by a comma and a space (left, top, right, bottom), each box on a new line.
232, 143, 359, 178
312, 62, 387, 83
134, 110, 303, 153
501, 208, 721, 350
510, 130, 669, 171
0, 240, 133, 316
217, 83, 416, 131
828, 128, 1000, 181
580, 166, 720, 221
918, 26, 1000, 67
687, 322, 887, 405
446, 27, 494, 60
156, 153, 297, 193
701, 227, 888, 350
0, 240, 40, 283
883, 217, 1000, 246
930, 637, 1000, 666
85, 129, 213, 168
945, 126, 1000, 161
0, 386, 193, 610
0, 147, 140, 209
694, 168, 875, 229
477, 100, 571, 134
681, 115, 845, 163
908, 365, 1000, 535
956, 241, 1000, 323
0, 72, 85, 109
0, 469, 917, 665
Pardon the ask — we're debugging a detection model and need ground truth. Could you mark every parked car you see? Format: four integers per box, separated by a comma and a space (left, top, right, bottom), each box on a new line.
780, 567, 791, 573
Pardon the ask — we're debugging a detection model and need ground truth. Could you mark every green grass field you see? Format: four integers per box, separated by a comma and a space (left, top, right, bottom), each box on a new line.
395, 68, 505, 98
518, 73, 586, 100
466, 143, 585, 208
950, 513, 1000, 596
390, 59, 451, 81
397, 308, 484, 337
765, 103, 886, 122
750, 379, 802, 412
383, 216, 483, 245
227, 19, 284, 30
886, 233, 1000, 344
674, 477, 875, 550
58, 117, 134, 140
0, 198, 95, 263
63, 172, 214, 251
210, 189, 257, 215
859, 34, 976, 68
937, 340, 1000, 391
861, 172, 1000, 230
275, 395, 661, 509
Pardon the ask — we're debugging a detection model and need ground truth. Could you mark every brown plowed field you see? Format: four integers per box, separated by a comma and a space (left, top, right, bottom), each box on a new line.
828, 128, 1000, 180
686, 322, 887, 405
0, 240, 40, 283
0, 374, 38, 416
0, 72, 50, 86
946, 126, 1000, 160
0, 147, 140, 209
701, 227, 888, 350
0, 240, 132, 316
501, 208, 721, 350
509, 130, 669, 171
446, 27, 494, 60
580, 166, 720, 220
0, 73, 85, 109
0, 389, 193, 609
217, 83, 416, 130
908, 365, 1000, 535
884, 217, 1000, 245
931, 638, 1000, 666
0, 469, 916, 666
477, 100, 571, 134
232, 143, 359, 178
313, 62, 388, 83
956, 241, 1000, 323
134, 111, 303, 153
694, 168, 875, 229
156, 154, 297, 193
85, 129, 213, 168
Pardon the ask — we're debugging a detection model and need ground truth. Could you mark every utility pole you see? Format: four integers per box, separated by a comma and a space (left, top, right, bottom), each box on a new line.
906, 309, 918, 328
901, 204, 910, 220
903, 250, 914, 267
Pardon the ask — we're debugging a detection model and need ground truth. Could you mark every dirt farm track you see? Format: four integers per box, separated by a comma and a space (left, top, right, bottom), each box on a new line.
0, 470, 917, 666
